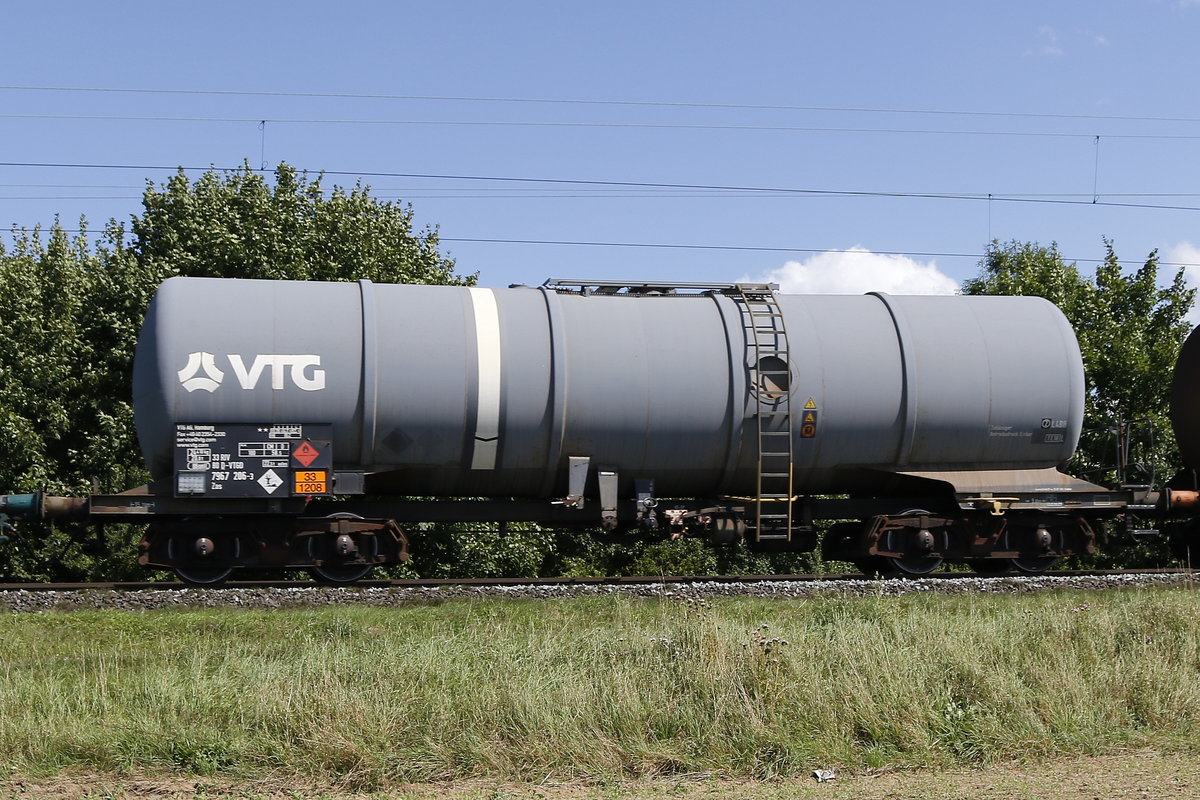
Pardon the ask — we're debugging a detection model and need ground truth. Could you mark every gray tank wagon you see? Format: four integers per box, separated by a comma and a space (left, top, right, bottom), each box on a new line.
0, 277, 1170, 583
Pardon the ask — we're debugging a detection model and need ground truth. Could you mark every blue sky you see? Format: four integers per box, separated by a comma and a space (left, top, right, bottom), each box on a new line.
4, 1, 1200, 297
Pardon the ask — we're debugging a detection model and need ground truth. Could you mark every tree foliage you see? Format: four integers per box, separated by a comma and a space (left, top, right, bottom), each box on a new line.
0, 164, 473, 580
134, 164, 465, 285
965, 240, 1196, 568
964, 239, 1196, 486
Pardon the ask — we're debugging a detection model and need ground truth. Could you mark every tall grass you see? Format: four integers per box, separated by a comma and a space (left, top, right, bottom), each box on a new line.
1, 589, 1199, 786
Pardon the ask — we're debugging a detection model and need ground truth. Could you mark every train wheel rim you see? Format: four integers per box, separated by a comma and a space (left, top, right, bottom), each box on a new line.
855, 555, 943, 577
309, 564, 375, 584
308, 511, 377, 584
174, 565, 233, 586
878, 509, 942, 576
1009, 556, 1060, 574
883, 555, 943, 575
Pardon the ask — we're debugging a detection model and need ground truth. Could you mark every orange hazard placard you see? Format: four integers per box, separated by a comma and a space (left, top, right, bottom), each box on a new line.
294, 470, 328, 495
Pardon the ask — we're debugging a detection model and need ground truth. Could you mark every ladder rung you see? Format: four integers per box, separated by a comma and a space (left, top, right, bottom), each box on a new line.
743, 293, 795, 540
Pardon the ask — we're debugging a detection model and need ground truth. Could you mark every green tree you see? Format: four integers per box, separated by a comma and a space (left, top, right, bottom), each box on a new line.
134, 163, 467, 285
0, 164, 473, 580
0, 220, 152, 580
965, 239, 1194, 486
964, 240, 1195, 568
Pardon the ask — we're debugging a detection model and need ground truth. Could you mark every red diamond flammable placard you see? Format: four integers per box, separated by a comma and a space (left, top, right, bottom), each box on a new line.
292, 441, 321, 468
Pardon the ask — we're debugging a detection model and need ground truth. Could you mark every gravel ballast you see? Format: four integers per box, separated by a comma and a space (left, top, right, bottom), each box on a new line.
0, 572, 1195, 612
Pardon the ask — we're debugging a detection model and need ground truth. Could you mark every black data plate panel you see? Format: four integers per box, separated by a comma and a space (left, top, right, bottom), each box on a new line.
173, 423, 333, 498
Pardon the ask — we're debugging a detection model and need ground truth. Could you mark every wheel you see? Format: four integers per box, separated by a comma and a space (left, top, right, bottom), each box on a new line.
867, 509, 943, 577
1009, 556, 1060, 574
309, 563, 375, 584
985, 523, 1063, 575
882, 554, 943, 575
173, 565, 233, 586
855, 554, 942, 578
307, 512, 376, 584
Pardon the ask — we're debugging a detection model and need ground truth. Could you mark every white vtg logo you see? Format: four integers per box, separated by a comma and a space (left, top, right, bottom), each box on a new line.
178, 352, 326, 393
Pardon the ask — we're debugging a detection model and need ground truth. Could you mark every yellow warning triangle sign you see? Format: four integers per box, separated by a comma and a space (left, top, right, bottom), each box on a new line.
804, 397, 818, 409
803, 411, 817, 423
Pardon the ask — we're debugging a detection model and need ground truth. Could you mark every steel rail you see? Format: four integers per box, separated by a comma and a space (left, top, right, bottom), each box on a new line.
0, 568, 1192, 593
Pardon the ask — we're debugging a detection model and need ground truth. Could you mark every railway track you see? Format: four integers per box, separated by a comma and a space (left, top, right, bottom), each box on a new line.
0, 568, 1192, 593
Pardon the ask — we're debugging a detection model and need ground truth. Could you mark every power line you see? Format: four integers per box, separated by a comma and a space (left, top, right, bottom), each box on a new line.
0, 196, 136, 201
3, 226, 1195, 270
3, 112, 1200, 140
9, 188, 1200, 200
440, 238, 1200, 269
5, 181, 1200, 199
3, 161, 1200, 213
444, 237, 983, 258
4, 83, 1200, 125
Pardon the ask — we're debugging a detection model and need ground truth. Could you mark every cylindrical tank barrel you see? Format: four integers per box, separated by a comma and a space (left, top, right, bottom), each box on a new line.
1172, 324, 1200, 469
133, 278, 1084, 497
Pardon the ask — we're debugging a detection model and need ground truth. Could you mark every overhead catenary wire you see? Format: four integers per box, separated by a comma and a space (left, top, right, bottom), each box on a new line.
3, 161, 1200, 213
6, 83, 1200, 126
4, 113, 1200, 141
3, 226, 1195, 271
3, 87, 1197, 276
7, 181, 1200, 200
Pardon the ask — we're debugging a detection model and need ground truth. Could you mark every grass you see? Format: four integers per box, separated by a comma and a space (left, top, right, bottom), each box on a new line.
0, 588, 1199, 788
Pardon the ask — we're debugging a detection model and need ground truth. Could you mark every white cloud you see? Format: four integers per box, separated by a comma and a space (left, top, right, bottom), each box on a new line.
741, 248, 960, 295
1035, 25, 1063, 56
1166, 241, 1200, 325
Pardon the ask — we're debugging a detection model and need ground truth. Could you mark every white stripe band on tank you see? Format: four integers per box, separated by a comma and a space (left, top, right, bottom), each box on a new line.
467, 287, 501, 470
